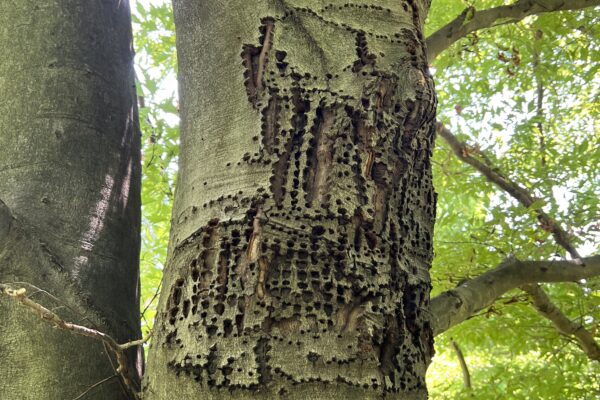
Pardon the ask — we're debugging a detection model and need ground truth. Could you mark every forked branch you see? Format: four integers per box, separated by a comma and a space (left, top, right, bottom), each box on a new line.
430, 256, 600, 336
434, 123, 599, 362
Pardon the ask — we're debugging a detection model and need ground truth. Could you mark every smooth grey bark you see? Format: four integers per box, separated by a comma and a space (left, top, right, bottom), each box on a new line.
430, 256, 600, 336
145, 0, 437, 399
0, 1, 142, 399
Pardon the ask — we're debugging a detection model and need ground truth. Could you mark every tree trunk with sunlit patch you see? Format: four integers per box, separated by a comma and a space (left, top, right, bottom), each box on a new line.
144, 1, 437, 399
0, 1, 142, 399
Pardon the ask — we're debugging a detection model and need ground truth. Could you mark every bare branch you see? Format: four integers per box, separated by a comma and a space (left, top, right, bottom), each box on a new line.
426, 0, 600, 61
436, 122, 581, 260
451, 340, 472, 389
0, 284, 150, 400
430, 256, 600, 336
522, 284, 600, 361
6, 281, 99, 328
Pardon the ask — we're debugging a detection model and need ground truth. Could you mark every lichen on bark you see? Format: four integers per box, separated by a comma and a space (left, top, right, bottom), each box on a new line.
145, 1, 436, 398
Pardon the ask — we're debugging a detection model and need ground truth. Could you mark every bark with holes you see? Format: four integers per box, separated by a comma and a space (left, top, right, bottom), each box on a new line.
144, 1, 437, 399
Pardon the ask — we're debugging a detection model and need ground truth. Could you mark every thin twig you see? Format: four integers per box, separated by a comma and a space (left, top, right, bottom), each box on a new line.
4, 281, 126, 395
0, 284, 150, 400
73, 374, 119, 400
6, 281, 98, 328
141, 280, 162, 322
451, 339, 472, 389
532, 45, 547, 167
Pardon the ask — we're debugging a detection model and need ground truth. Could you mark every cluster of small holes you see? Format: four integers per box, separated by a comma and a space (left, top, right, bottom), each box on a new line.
352, 31, 377, 72
320, 3, 393, 13
280, 6, 398, 42
164, 2, 437, 395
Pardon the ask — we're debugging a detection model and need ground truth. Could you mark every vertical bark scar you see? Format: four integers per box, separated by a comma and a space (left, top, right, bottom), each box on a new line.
236, 206, 265, 290
241, 18, 275, 106
256, 256, 269, 300
352, 31, 377, 73
246, 208, 264, 263
306, 107, 335, 206
255, 19, 274, 92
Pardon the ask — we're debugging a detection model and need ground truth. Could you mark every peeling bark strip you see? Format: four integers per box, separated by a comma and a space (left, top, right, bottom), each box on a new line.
146, 1, 436, 399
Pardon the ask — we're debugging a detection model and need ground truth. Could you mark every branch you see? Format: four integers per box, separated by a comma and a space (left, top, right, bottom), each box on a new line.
435, 124, 599, 360
522, 284, 600, 362
451, 340, 472, 389
0, 284, 151, 400
426, 0, 600, 61
430, 255, 600, 336
532, 45, 547, 167
436, 122, 581, 260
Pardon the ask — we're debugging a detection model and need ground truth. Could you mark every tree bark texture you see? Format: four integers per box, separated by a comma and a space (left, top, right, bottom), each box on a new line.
0, 1, 142, 399
145, 1, 436, 399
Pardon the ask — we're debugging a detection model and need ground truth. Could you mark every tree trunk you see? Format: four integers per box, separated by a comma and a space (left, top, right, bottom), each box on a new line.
0, 1, 142, 399
145, 1, 436, 399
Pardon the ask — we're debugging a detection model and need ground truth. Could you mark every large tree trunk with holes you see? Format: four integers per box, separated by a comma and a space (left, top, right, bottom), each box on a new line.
144, 0, 437, 398
0, 1, 142, 399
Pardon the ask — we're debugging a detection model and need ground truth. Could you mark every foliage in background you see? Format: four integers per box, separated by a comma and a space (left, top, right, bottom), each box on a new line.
131, 0, 599, 397
426, 1, 599, 398
132, 0, 179, 338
